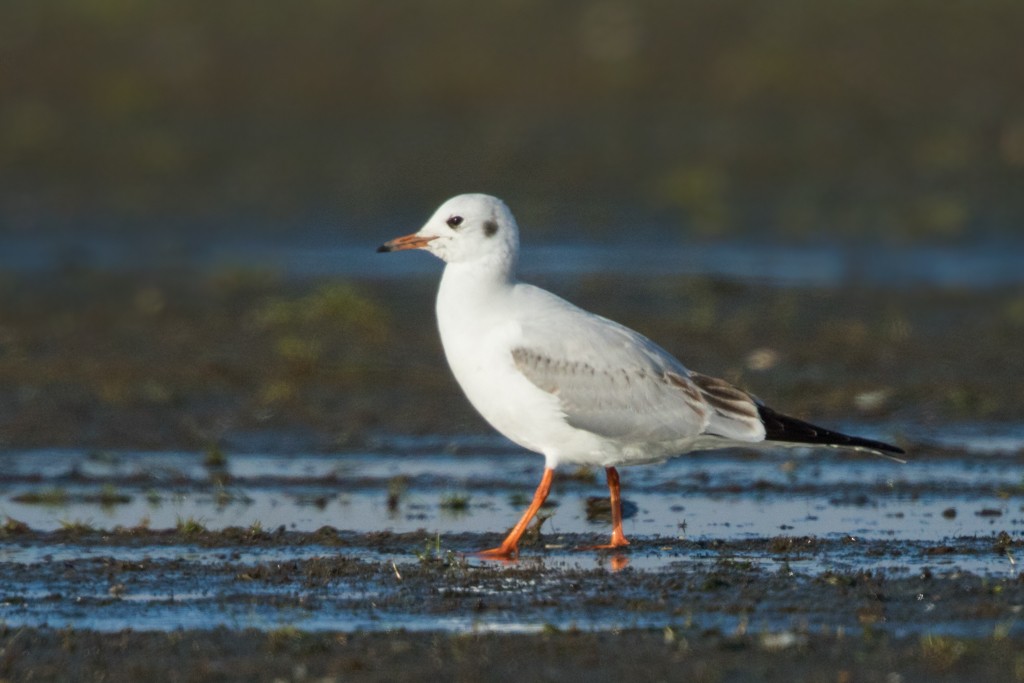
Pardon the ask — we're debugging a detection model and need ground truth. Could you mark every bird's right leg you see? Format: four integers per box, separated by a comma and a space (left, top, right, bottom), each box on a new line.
475, 467, 554, 560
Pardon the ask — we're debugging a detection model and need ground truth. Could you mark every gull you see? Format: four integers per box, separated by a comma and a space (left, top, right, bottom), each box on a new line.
378, 194, 904, 559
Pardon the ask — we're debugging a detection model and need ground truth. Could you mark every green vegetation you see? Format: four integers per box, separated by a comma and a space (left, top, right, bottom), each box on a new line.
12, 486, 131, 507
415, 533, 449, 565
175, 516, 207, 537
203, 445, 227, 469
57, 519, 96, 535
1, 517, 30, 536
386, 475, 408, 513
252, 284, 391, 409
266, 626, 302, 650
920, 634, 969, 673
440, 492, 471, 512
12, 488, 70, 506
563, 466, 597, 484
214, 485, 254, 507
94, 484, 131, 507
3, 1, 1023, 241
0, 270, 1018, 450
0, 271, 395, 449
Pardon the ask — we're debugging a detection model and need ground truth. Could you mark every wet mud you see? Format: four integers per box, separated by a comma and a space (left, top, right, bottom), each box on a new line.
0, 270, 1022, 451
3, 525, 1024, 681
1, 270, 1023, 679
3, 443, 1024, 681
5, 626, 1024, 683
2, 526, 1024, 681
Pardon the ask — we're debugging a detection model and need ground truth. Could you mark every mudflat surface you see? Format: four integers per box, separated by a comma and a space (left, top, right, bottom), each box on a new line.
2, 443, 1024, 681
0, 269, 1021, 450
3, 626, 1024, 683
1, 269, 1023, 680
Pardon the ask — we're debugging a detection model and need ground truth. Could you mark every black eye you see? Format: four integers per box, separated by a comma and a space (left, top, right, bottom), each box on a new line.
446, 215, 463, 228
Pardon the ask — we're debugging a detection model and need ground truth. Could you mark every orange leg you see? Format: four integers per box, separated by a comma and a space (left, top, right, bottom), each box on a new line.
589, 466, 630, 549
476, 467, 555, 560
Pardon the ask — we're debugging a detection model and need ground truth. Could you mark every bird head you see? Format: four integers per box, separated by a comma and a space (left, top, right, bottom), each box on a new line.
378, 193, 519, 266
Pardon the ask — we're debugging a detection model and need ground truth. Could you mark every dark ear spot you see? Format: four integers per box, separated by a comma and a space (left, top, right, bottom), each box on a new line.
483, 220, 498, 237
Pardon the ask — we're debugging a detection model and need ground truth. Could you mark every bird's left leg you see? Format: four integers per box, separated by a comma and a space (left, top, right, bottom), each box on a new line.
604, 466, 630, 547
586, 466, 630, 550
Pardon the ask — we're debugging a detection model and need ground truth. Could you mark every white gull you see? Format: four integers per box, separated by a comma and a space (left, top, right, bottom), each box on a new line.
378, 193, 904, 559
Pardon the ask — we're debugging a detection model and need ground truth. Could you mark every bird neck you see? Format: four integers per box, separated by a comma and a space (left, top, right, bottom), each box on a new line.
437, 252, 517, 321
441, 248, 517, 290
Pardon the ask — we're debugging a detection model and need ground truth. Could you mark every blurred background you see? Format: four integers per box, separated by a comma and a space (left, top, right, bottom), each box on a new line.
1, 0, 1022, 449
4, 0, 1024, 245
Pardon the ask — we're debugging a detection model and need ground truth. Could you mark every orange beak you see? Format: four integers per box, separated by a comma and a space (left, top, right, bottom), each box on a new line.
377, 233, 438, 253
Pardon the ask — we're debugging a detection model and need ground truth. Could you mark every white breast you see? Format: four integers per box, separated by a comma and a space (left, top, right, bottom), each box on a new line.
435, 264, 610, 467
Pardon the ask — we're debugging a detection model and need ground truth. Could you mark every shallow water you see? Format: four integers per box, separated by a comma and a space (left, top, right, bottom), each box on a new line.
2, 428, 1022, 543
1, 428, 1022, 635
3, 235, 1024, 288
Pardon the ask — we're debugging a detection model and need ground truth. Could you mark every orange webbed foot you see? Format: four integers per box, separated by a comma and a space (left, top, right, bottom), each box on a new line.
472, 545, 519, 562
578, 537, 630, 551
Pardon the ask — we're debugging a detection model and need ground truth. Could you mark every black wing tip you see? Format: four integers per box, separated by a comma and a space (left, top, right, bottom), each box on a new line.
850, 437, 905, 456
877, 440, 905, 456
757, 404, 904, 455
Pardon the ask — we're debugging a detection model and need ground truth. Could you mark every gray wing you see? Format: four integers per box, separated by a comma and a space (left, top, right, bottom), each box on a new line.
510, 288, 765, 445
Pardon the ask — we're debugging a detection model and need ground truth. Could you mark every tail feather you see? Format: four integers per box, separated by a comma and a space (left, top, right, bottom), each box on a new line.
757, 404, 905, 459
